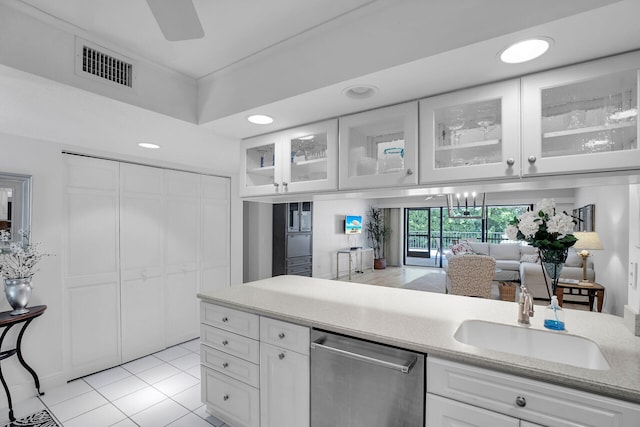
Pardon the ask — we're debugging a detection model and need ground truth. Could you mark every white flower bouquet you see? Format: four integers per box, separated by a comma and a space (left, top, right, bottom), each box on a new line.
0, 230, 50, 279
505, 199, 577, 250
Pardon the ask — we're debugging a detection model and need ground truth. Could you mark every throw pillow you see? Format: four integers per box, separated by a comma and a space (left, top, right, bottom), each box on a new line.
520, 253, 539, 263
450, 240, 474, 255
565, 251, 583, 267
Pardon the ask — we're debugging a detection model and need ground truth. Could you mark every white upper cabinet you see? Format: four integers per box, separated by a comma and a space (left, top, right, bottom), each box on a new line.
522, 51, 640, 176
240, 119, 338, 196
339, 102, 419, 190
419, 80, 521, 183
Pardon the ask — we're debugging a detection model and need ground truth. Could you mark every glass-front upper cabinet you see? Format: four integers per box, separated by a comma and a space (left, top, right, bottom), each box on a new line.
419, 79, 520, 183
338, 102, 418, 190
522, 51, 640, 176
240, 119, 338, 197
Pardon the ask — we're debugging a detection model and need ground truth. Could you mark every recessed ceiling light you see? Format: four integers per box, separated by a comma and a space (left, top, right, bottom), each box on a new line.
499, 37, 552, 64
138, 142, 160, 149
342, 84, 378, 99
248, 114, 274, 125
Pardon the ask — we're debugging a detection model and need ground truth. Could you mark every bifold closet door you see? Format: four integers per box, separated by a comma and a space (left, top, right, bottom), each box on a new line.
64, 155, 121, 379
120, 164, 166, 362
165, 170, 201, 345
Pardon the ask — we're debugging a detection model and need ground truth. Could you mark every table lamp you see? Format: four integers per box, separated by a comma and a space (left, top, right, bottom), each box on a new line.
572, 231, 603, 284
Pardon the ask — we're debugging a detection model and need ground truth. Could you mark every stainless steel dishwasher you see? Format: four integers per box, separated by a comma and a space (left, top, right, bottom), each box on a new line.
310, 329, 425, 427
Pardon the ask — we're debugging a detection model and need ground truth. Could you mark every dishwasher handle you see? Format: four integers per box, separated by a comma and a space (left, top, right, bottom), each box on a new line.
310, 338, 417, 374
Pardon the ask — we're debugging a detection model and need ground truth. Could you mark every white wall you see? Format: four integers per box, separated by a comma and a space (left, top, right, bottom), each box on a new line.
313, 199, 371, 279
574, 185, 629, 316
0, 134, 64, 408
243, 201, 273, 282
0, 132, 243, 407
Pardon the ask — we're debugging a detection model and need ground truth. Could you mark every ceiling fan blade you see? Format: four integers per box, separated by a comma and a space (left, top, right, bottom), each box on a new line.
146, 0, 204, 41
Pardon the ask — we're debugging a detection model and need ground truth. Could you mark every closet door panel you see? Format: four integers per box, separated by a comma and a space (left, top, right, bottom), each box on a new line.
64, 155, 121, 378
120, 164, 165, 362
165, 171, 201, 344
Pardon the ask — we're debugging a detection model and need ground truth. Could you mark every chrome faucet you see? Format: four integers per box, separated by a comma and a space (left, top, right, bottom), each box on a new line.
518, 285, 534, 325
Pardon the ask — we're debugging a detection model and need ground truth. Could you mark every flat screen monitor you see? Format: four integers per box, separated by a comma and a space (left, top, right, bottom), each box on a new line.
345, 215, 363, 234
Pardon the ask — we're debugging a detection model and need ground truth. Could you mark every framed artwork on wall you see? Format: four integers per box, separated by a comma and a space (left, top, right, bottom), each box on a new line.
573, 204, 595, 232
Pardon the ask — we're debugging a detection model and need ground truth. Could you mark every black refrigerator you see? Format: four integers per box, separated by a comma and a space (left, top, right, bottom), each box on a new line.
273, 202, 312, 277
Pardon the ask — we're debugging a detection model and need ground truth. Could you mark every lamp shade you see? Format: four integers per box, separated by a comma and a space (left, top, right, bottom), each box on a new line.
572, 232, 603, 250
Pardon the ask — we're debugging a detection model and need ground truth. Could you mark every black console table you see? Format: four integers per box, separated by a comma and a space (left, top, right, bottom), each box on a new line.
0, 305, 46, 422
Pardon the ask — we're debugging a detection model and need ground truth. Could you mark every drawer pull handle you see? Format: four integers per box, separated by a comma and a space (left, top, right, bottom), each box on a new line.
222, 362, 229, 368
223, 394, 229, 401
515, 396, 527, 407
278, 332, 286, 339
221, 317, 228, 323
222, 340, 229, 346
278, 353, 285, 360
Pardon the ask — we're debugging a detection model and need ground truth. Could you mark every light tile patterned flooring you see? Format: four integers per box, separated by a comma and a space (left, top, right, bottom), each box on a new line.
3, 339, 229, 427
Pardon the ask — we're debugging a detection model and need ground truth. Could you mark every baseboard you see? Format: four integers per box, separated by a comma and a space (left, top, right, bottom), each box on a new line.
0, 370, 67, 410
624, 305, 640, 336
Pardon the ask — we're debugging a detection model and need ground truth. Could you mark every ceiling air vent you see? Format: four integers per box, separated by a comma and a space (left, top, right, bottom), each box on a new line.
75, 38, 135, 89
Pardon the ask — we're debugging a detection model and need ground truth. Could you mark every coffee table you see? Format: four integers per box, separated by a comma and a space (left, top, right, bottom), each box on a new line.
555, 281, 605, 312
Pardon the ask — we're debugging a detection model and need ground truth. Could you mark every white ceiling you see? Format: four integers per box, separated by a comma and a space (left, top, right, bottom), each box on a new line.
2, 0, 640, 148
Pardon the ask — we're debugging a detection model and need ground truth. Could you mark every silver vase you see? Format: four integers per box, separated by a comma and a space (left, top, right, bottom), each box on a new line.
4, 277, 32, 316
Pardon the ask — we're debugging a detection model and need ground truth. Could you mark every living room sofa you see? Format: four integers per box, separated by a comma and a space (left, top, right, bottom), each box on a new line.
444, 241, 595, 299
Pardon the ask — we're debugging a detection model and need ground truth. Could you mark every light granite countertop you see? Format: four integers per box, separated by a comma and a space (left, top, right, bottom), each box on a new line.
198, 275, 640, 404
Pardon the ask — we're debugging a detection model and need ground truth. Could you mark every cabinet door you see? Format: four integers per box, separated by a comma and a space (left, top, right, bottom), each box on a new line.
522, 51, 640, 176
120, 164, 165, 362
426, 394, 519, 427
420, 79, 520, 183
201, 175, 231, 296
240, 132, 283, 196
165, 170, 201, 345
339, 102, 419, 190
281, 119, 338, 193
64, 155, 121, 378
260, 343, 310, 427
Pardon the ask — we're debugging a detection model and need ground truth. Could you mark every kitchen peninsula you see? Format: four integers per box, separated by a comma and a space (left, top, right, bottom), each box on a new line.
199, 275, 640, 427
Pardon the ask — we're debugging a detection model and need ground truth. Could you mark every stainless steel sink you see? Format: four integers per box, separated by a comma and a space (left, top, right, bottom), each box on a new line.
454, 319, 610, 370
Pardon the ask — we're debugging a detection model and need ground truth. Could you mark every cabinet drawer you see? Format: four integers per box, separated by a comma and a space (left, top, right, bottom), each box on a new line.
427, 357, 640, 427
201, 324, 260, 363
201, 344, 259, 388
286, 264, 312, 275
426, 393, 519, 427
287, 256, 312, 267
260, 317, 310, 355
200, 302, 259, 339
202, 366, 259, 427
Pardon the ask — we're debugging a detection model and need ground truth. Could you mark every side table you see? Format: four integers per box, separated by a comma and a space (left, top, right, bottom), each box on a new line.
0, 305, 46, 422
555, 282, 605, 312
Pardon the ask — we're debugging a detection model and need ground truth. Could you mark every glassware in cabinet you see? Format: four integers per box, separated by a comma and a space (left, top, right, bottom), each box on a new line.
522, 51, 640, 176
420, 79, 520, 183
338, 102, 418, 190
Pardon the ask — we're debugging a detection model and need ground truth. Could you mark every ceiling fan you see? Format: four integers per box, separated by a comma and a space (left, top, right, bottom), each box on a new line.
146, 0, 204, 41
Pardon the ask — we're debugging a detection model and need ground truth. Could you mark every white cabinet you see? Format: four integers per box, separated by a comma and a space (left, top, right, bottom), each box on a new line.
240, 119, 338, 196
259, 317, 310, 427
426, 393, 519, 427
339, 102, 419, 190
522, 51, 640, 176
201, 302, 260, 427
420, 79, 521, 183
428, 357, 640, 427
199, 303, 310, 427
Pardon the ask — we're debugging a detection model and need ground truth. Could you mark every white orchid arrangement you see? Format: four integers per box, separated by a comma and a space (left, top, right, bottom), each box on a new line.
505, 199, 577, 250
0, 229, 50, 279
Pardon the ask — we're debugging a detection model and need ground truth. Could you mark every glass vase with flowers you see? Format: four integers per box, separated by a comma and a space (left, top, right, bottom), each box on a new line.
505, 199, 577, 297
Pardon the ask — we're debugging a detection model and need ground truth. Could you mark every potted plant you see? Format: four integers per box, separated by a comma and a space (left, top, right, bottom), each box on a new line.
365, 206, 391, 269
